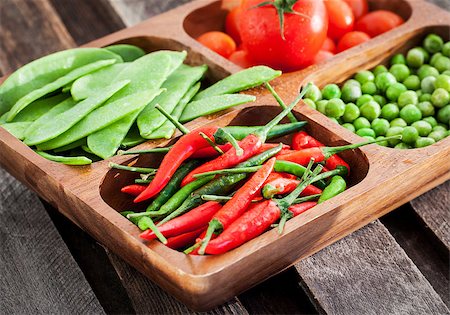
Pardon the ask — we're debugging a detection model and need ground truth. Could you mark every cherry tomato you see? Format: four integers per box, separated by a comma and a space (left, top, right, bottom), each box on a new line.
221, 0, 242, 11
342, 0, 368, 19
225, 6, 242, 45
314, 50, 335, 64
325, 0, 355, 41
337, 31, 370, 52
239, 0, 328, 71
228, 50, 253, 68
197, 31, 236, 58
321, 37, 336, 53
355, 10, 404, 37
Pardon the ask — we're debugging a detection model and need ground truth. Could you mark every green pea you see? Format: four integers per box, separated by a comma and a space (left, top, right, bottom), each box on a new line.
395, 142, 412, 149
356, 128, 376, 138
417, 47, 430, 62
341, 84, 362, 103
417, 101, 435, 117
437, 105, 450, 124
400, 104, 422, 124
407, 48, 426, 68
375, 136, 389, 147
355, 70, 375, 84
398, 90, 418, 108
431, 88, 450, 108
390, 118, 407, 128
353, 117, 371, 130
403, 75, 421, 90
342, 123, 356, 132
402, 126, 419, 144
423, 116, 438, 127
381, 103, 400, 121
434, 56, 450, 73
373, 95, 387, 106
373, 65, 388, 76
390, 64, 410, 82
371, 118, 390, 136
375, 72, 397, 92
416, 90, 423, 99
303, 99, 317, 110
360, 100, 381, 121
342, 103, 360, 122
411, 120, 432, 136
391, 54, 406, 65
344, 79, 361, 88
386, 126, 404, 146
329, 117, 340, 124
325, 98, 346, 118
415, 137, 435, 148
322, 84, 341, 100
362, 136, 375, 141
317, 100, 328, 114
304, 84, 322, 102
361, 81, 378, 95
417, 65, 439, 80
443, 42, 450, 57
434, 74, 450, 92
419, 93, 432, 102
424, 34, 444, 53
433, 125, 448, 133
356, 94, 374, 107
421, 76, 437, 94
444, 70, 450, 76
430, 53, 443, 67
428, 130, 446, 142
386, 83, 407, 101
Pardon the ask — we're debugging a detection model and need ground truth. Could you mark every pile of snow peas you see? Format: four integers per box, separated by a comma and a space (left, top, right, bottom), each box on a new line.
0, 44, 281, 164
304, 33, 450, 149
118, 83, 398, 255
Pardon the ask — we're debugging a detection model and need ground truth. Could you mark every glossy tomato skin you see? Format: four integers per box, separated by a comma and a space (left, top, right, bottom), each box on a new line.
197, 31, 236, 58
325, 0, 355, 41
342, 0, 368, 19
314, 50, 335, 64
239, 0, 328, 71
355, 10, 404, 37
337, 31, 370, 52
225, 6, 242, 44
321, 37, 336, 53
228, 50, 253, 68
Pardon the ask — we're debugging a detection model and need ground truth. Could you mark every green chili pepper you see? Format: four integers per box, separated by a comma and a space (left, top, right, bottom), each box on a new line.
36, 151, 92, 165
318, 176, 347, 203
193, 166, 262, 178
105, 44, 145, 62
273, 160, 327, 189
120, 211, 141, 225
135, 178, 153, 184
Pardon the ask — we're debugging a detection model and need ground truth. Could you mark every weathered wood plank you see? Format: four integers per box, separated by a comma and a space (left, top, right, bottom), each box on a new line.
295, 221, 449, 315
0, 167, 104, 314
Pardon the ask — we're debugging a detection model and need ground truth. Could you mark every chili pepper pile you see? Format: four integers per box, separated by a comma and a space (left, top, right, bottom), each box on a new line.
116, 84, 398, 255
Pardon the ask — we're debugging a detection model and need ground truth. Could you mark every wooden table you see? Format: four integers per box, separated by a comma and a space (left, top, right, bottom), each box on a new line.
0, 1, 448, 314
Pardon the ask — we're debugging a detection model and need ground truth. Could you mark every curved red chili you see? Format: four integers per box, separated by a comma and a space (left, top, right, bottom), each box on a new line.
165, 228, 205, 250
121, 184, 147, 196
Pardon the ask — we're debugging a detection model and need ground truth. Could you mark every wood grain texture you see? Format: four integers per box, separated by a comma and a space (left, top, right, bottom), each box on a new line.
0, 168, 104, 314
295, 221, 449, 315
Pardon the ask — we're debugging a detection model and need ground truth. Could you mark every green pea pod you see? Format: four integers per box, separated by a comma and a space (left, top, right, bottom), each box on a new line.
121, 125, 146, 148
179, 94, 256, 123
53, 138, 87, 153
70, 63, 128, 101
6, 94, 67, 123
24, 80, 130, 146
36, 151, 92, 165
7, 59, 118, 121
137, 64, 207, 138
87, 50, 187, 159
0, 47, 123, 116
38, 89, 162, 151
105, 45, 146, 62
193, 66, 281, 100
318, 176, 347, 204
148, 82, 201, 139
1, 122, 32, 140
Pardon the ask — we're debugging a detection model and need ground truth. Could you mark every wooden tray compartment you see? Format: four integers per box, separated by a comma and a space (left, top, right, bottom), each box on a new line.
0, 0, 449, 311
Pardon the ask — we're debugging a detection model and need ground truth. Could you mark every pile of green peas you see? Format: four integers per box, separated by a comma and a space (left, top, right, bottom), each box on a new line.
304, 33, 450, 149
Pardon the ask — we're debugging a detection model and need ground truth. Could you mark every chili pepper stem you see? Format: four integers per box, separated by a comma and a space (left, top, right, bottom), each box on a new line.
264, 82, 298, 123
109, 162, 157, 174
117, 147, 172, 155
216, 128, 243, 156
193, 166, 262, 178
155, 104, 190, 135
293, 194, 321, 204
138, 217, 167, 244
278, 212, 293, 234
183, 242, 201, 255
323, 135, 402, 158
199, 132, 224, 155
311, 166, 348, 184
127, 212, 154, 219
201, 194, 260, 203
198, 219, 223, 255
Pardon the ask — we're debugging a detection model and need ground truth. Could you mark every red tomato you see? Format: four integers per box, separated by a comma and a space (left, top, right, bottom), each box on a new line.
342, 0, 368, 19
225, 6, 242, 45
313, 50, 335, 64
337, 31, 370, 52
321, 37, 336, 53
197, 31, 236, 58
325, 0, 354, 41
355, 10, 404, 37
239, 0, 328, 71
228, 50, 253, 68
221, 0, 242, 11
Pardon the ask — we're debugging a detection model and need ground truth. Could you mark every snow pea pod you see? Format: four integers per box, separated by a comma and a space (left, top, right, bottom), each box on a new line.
70, 63, 128, 101
87, 51, 186, 159
137, 64, 207, 138
38, 89, 162, 151
179, 94, 256, 123
53, 138, 87, 153
7, 59, 118, 121
105, 45, 146, 62
193, 66, 281, 100
36, 151, 92, 165
0, 48, 123, 116
1, 122, 32, 140
24, 80, 129, 146
6, 94, 67, 123
148, 82, 201, 139
121, 125, 146, 148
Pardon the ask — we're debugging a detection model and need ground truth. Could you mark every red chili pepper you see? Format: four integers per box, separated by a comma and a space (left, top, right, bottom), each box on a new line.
262, 177, 322, 199
198, 157, 276, 254
134, 126, 218, 202
165, 227, 205, 250
191, 143, 288, 159
288, 201, 318, 216
121, 184, 147, 196
291, 131, 350, 172
139, 201, 222, 241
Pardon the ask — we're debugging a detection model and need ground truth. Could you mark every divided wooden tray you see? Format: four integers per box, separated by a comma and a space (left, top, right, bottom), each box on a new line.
1, 0, 449, 311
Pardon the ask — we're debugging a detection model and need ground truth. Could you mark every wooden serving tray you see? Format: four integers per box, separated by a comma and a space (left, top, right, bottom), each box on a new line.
1, 0, 450, 311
